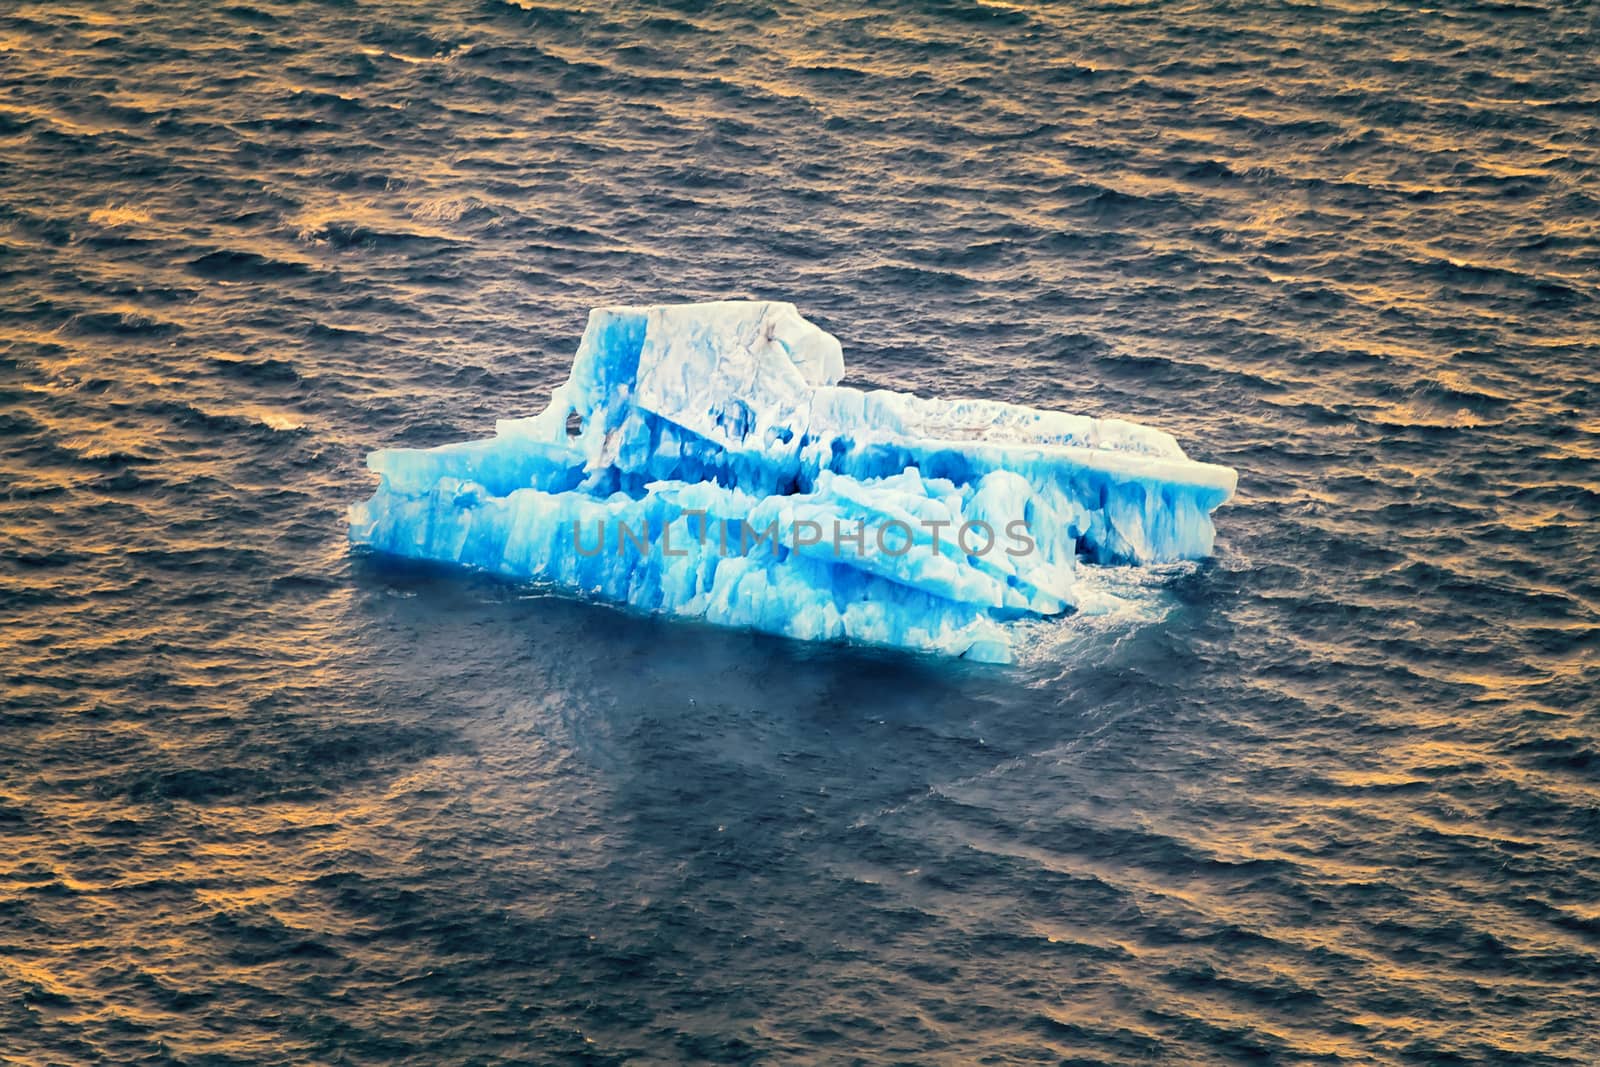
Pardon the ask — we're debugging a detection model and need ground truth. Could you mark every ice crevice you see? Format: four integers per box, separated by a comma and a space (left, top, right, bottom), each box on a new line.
349, 301, 1237, 663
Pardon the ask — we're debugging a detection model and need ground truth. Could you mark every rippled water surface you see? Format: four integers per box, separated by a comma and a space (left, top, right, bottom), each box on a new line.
3, 1, 1598, 1063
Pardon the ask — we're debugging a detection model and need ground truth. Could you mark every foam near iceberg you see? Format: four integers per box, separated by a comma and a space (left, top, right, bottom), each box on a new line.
348, 301, 1237, 662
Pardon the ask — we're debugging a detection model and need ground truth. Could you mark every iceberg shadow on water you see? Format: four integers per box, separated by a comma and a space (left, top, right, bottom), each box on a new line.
349, 301, 1237, 663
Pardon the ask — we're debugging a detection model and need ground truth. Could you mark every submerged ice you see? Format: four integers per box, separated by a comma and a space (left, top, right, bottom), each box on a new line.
349, 301, 1237, 662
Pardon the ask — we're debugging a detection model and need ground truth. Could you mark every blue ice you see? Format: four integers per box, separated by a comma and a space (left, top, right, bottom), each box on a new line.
349, 301, 1237, 662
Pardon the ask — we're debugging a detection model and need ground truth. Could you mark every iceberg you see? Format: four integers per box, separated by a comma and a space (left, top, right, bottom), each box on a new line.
348, 301, 1236, 662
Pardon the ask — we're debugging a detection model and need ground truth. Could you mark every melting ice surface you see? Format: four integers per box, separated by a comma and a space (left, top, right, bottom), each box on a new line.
349, 302, 1237, 662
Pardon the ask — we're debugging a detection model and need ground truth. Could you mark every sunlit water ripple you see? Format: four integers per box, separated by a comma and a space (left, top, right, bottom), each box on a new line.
2, 1, 1597, 1063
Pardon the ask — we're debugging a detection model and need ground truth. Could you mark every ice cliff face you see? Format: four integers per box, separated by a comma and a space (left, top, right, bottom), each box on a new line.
348, 301, 1237, 662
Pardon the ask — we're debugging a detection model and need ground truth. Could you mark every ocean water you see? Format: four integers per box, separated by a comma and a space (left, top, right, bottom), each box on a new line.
2, 0, 1597, 1062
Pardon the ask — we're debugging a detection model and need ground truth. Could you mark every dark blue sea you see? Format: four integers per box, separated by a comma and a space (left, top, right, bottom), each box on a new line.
3, 1, 1597, 1062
